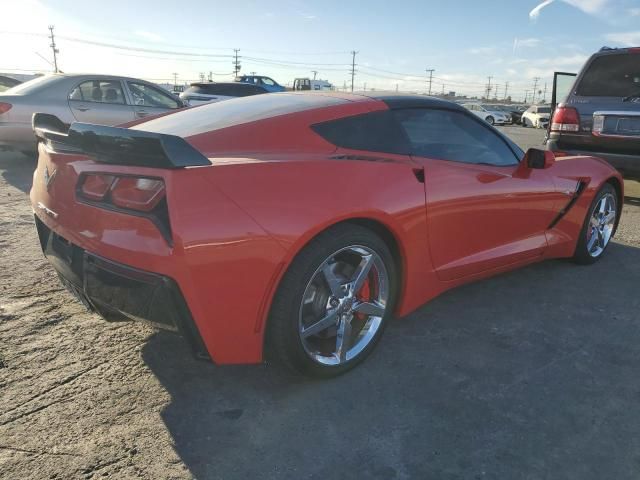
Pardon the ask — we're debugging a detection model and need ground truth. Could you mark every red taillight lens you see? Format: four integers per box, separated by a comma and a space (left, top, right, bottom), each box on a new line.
80, 174, 115, 201
0, 102, 12, 114
110, 177, 165, 212
551, 106, 580, 132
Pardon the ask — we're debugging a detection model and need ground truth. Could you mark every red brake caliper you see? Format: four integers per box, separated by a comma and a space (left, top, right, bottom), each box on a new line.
355, 277, 373, 320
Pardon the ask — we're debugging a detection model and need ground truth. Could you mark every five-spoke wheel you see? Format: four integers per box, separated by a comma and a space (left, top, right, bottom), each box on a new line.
574, 183, 618, 264
268, 224, 396, 377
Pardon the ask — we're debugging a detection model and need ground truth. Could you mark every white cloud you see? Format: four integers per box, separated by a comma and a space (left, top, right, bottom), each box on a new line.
529, 0, 609, 20
529, 0, 555, 20
604, 31, 640, 46
134, 30, 163, 42
629, 8, 640, 16
513, 37, 541, 53
467, 46, 496, 55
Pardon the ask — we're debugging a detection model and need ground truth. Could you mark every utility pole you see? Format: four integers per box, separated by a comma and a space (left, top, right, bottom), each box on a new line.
532, 77, 540, 104
485, 76, 493, 99
542, 82, 547, 103
172, 72, 178, 88
208, 71, 212, 82
233, 49, 241, 76
441, 83, 445, 96
311, 70, 318, 80
504, 81, 509, 101
250, 71, 257, 76
48, 25, 59, 73
425, 68, 435, 95
524, 90, 529, 103
199, 72, 205, 82
395, 83, 399, 92
350, 51, 358, 92
494, 84, 500, 100
363, 82, 367, 91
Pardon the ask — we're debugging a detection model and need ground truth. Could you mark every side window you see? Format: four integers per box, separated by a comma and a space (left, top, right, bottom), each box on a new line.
68, 80, 125, 104
261, 77, 276, 86
127, 82, 180, 109
393, 108, 521, 166
312, 110, 410, 155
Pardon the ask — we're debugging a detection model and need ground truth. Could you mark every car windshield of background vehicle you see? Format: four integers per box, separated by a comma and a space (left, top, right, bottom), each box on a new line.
576, 53, 640, 96
537, 107, 551, 113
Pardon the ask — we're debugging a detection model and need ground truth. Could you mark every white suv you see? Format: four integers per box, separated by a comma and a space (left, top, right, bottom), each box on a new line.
521, 105, 551, 128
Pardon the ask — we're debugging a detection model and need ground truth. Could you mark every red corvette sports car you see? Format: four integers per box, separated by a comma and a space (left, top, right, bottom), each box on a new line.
30, 92, 622, 377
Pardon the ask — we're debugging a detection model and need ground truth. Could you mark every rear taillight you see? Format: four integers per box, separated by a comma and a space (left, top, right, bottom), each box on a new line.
550, 105, 580, 132
80, 174, 115, 201
110, 177, 165, 212
0, 103, 12, 114
78, 174, 165, 212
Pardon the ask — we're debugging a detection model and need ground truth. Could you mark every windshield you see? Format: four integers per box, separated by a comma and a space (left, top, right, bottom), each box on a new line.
4, 75, 62, 94
576, 52, 640, 97
537, 107, 551, 113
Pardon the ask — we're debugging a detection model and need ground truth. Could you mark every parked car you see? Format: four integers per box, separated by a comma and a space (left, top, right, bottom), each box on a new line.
236, 75, 286, 93
462, 103, 510, 125
546, 46, 640, 180
521, 105, 551, 128
501, 105, 526, 124
0, 73, 185, 155
179, 82, 268, 106
31, 93, 622, 377
293, 78, 333, 91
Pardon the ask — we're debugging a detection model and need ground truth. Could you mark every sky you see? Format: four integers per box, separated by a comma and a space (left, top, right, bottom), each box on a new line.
2, 0, 640, 101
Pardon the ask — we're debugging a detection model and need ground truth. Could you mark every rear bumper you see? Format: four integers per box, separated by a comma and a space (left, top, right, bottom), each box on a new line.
546, 138, 640, 179
35, 215, 210, 360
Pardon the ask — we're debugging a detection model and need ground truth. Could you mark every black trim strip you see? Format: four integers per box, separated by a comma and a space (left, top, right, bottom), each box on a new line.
548, 181, 587, 229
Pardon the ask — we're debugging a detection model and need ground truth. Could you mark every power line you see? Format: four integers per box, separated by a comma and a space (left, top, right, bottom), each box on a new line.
48, 25, 59, 73
485, 76, 493, 99
532, 77, 540, 103
425, 68, 435, 95
233, 49, 241, 76
350, 50, 358, 92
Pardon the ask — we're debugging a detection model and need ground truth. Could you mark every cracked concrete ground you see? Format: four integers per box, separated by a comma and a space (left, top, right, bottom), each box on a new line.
1, 127, 640, 479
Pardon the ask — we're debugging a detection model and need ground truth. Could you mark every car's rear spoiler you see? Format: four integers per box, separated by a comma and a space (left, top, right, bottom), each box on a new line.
32, 113, 210, 169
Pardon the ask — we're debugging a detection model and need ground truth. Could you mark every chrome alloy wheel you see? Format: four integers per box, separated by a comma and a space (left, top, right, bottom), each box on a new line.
298, 245, 389, 366
587, 192, 616, 258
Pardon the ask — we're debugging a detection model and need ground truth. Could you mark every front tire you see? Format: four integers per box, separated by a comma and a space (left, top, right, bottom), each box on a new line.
573, 183, 617, 264
267, 224, 398, 378
486, 116, 495, 125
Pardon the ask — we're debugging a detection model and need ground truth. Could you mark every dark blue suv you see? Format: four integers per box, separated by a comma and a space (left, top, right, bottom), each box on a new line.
546, 47, 640, 180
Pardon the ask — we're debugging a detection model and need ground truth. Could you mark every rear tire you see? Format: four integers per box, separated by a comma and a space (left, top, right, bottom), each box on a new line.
573, 183, 617, 265
267, 224, 398, 378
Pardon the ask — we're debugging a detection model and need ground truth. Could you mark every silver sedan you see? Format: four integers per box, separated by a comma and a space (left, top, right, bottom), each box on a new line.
0, 74, 186, 155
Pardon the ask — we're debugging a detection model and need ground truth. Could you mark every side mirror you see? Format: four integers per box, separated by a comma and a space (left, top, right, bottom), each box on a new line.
523, 148, 555, 169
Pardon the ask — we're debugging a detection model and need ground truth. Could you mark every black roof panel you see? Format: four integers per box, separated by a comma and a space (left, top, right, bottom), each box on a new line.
357, 92, 467, 111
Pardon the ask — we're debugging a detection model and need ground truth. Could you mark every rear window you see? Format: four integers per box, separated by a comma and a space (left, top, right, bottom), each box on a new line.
5, 75, 63, 94
577, 53, 640, 97
134, 93, 348, 137
312, 111, 410, 155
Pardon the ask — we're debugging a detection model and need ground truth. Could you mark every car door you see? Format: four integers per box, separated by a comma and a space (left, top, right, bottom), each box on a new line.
393, 107, 561, 281
68, 79, 136, 125
125, 81, 182, 120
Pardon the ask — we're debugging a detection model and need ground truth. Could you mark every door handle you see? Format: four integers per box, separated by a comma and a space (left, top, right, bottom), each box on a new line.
76, 106, 90, 112
136, 110, 149, 117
